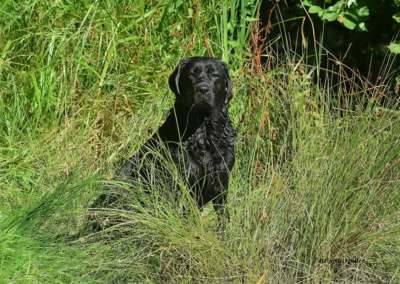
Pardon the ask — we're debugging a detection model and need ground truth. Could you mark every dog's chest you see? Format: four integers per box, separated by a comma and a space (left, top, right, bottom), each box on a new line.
185, 122, 229, 167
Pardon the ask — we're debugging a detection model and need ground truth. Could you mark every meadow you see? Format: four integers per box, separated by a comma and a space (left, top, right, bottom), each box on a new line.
1, 1, 399, 282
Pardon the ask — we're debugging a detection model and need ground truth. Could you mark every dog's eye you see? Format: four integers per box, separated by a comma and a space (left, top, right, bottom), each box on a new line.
190, 68, 201, 76
205, 68, 219, 77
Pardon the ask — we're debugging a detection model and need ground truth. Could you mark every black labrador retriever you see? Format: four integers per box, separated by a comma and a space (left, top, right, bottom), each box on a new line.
91, 57, 235, 227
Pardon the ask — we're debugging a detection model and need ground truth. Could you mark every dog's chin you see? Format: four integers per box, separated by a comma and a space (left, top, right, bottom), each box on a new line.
191, 102, 213, 114
192, 95, 213, 110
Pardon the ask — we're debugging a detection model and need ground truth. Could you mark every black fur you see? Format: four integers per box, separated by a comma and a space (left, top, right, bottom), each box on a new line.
91, 57, 235, 225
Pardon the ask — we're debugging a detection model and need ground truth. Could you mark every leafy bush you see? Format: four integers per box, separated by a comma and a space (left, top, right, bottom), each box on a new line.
302, 0, 400, 53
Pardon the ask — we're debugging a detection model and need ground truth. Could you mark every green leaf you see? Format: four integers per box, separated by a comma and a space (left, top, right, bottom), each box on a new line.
302, 0, 314, 7
187, 8, 193, 18
244, 17, 258, 22
328, 1, 345, 12
227, 22, 233, 32
393, 12, 400, 23
347, 0, 357, 7
322, 11, 339, 21
358, 22, 367, 31
309, 5, 323, 14
357, 6, 369, 17
326, 5, 340, 13
342, 16, 356, 29
388, 42, 400, 54
345, 11, 359, 22
175, 0, 184, 8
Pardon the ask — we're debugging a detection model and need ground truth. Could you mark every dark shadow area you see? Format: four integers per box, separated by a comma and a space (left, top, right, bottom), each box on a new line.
258, 0, 400, 104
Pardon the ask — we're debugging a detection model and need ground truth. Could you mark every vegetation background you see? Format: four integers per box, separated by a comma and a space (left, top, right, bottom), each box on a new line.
281, 0, 400, 93
0, 0, 399, 283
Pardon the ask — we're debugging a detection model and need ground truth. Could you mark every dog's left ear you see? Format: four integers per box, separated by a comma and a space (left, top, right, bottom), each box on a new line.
222, 62, 233, 104
169, 59, 188, 96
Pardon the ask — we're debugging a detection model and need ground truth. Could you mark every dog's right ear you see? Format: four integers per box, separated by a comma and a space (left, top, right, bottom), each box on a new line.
168, 59, 188, 96
221, 61, 233, 104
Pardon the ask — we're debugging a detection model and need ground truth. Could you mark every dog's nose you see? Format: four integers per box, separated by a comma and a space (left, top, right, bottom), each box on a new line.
197, 86, 209, 94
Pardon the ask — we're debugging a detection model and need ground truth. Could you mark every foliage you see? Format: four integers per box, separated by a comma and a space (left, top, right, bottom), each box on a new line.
388, 42, 400, 54
303, 0, 370, 31
302, 0, 400, 53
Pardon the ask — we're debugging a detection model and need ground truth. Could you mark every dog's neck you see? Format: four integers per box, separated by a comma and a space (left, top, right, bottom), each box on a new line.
157, 102, 228, 142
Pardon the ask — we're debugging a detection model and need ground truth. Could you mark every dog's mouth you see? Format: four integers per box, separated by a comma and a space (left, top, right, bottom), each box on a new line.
192, 102, 213, 115
194, 83, 212, 96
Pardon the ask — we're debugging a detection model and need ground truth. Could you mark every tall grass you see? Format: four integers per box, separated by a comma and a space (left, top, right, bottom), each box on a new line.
1, 0, 400, 283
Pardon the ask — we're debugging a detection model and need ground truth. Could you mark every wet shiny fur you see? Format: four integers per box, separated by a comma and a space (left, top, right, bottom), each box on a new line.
92, 57, 235, 224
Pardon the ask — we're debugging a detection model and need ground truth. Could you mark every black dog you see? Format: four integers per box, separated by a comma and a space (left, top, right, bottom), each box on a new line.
92, 57, 235, 225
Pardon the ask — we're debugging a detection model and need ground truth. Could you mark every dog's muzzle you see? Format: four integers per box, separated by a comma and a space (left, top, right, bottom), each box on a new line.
194, 83, 211, 96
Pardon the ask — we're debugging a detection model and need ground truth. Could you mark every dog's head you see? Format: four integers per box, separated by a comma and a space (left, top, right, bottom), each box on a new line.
169, 57, 232, 111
